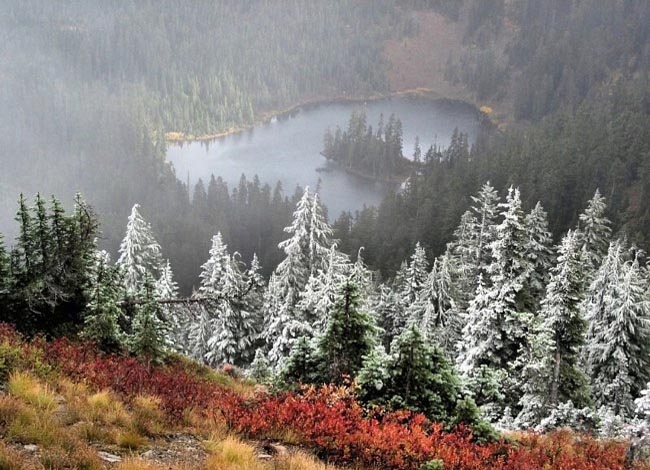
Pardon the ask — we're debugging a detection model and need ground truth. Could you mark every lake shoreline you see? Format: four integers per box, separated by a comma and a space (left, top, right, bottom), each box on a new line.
165, 88, 487, 145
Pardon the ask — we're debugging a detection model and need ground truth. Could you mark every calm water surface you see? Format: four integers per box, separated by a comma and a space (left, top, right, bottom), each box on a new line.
167, 97, 479, 218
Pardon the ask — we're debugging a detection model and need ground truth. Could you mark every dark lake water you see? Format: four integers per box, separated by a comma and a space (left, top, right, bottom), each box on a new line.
166, 97, 479, 219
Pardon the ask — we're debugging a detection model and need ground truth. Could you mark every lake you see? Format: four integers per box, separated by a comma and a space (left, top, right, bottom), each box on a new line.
166, 97, 479, 219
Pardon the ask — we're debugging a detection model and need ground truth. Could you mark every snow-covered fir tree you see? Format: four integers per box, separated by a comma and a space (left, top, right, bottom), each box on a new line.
374, 283, 404, 351
578, 189, 612, 274
117, 204, 163, 295
155, 259, 178, 300
524, 202, 555, 309
516, 230, 589, 427
264, 187, 334, 366
410, 254, 461, 357
458, 187, 533, 380
585, 244, 650, 414
399, 242, 429, 308
206, 255, 259, 366
297, 245, 350, 335
470, 181, 500, 274
197, 232, 230, 300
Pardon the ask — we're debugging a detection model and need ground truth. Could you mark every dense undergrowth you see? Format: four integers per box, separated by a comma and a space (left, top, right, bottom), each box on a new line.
0, 325, 645, 470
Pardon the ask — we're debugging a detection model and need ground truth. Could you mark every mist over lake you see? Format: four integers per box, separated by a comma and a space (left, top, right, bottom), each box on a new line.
167, 97, 479, 218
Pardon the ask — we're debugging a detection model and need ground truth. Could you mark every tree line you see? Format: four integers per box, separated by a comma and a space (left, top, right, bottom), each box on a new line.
2, 184, 649, 438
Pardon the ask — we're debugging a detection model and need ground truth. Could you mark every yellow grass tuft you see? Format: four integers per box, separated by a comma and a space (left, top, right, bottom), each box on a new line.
115, 429, 147, 450
7, 371, 57, 411
204, 435, 264, 470
0, 442, 25, 470
132, 395, 165, 436
87, 390, 131, 427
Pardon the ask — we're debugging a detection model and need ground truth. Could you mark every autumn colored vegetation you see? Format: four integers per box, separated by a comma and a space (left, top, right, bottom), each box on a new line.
0, 325, 644, 470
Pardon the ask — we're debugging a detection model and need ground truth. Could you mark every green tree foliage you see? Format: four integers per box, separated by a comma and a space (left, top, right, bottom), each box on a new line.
323, 112, 410, 180
1, 194, 99, 336
128, 275, 167, 363
359, 324, 460, 422
314, 282, 378, 384
83, 250, 125, 352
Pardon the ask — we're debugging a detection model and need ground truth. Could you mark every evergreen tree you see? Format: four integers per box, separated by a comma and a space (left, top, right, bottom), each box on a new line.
446, 210, 480, 309
585, 243, 650, 414
265, 187, 334, 366
297, 245, 350, 334
525, 202, 555, 308
399, 242, 429, 307
279, 336, 320, 385
155, 260, 184, 352
129, 274, 166, 363
83, 250, 125, 352
411, 254, 461, 357
578, 189, 612, 273
207, 255, 258, 366
470, 181, 500, 275
361, 324, 460, 421
197, 232, 230, 299
458, 188, 532, 377
248, 348, 273, 383
155, 260, 179, 300
314, 282, 378, 384
516, 231, 589, 427
117, 204, 163, 295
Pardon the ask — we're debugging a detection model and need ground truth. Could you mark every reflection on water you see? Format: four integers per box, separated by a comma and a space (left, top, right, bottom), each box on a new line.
166, 97, 479, 219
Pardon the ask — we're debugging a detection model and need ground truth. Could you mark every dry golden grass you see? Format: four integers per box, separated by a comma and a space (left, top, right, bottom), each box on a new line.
7, 371, 57, 411
86, 390, 131, 427
115, 429, 148, 450
132, 395, 165, 437
0, 441, 28, 470
204, 435, 265, 470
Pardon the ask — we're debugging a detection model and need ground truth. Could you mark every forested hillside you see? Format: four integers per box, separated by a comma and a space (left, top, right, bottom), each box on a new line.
2, 0, 649, 292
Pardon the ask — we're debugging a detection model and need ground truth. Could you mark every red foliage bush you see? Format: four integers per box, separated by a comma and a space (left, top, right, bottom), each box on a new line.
0, 325, 638, 470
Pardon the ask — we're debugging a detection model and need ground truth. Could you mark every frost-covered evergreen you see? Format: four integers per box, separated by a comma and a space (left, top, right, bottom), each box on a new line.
524, 202, 555, 308
197, 232, 230, 300
117, 204, 163, 295
470, 181, 500, 274
155, 260, 178, 300
264, 187, 334, 366
308, 192, 334, 275
297, 245, 350, 334
207, 255, 259, 366
458, 188, 533, 375
248, 348, 273, 383
516, 231, 589, 427
83, 250, 124, 352
578, 189, 612, 273
446, 210, 480, 309
585, 243, 650, 414
374, 284, 404, 350
399, 242, 429, 307
410, 254, 461, 356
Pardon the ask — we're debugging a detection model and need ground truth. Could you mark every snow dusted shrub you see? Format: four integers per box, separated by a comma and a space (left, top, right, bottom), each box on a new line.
596, 407, 629, 438
536, 401, 598, 434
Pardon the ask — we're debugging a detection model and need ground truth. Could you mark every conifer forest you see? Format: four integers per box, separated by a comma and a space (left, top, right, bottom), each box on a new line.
1, 1, 650, 469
